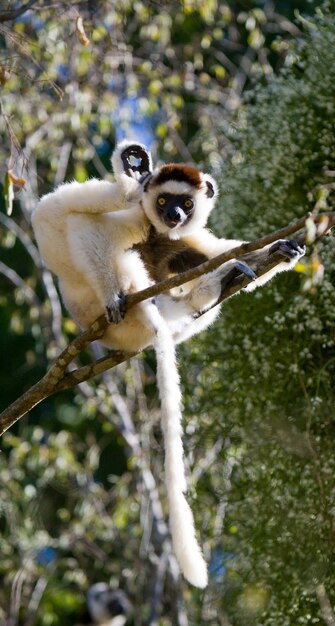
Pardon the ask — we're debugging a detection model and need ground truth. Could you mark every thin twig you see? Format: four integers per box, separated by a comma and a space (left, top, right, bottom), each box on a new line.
0, 260, 41, 308
0, 212, 41, 267
54, 141, 72, 187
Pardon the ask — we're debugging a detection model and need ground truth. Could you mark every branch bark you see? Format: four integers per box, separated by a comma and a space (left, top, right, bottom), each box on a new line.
0, 0, 37, 23
0, 211, 334, 436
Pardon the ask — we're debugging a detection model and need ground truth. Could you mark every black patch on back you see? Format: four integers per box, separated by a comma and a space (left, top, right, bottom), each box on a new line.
169, 250, 208, 274
133, 227, 209, 282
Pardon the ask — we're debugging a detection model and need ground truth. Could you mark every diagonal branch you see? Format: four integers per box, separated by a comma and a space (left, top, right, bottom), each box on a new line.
0, 211, 334, 436
0, 0, 37, 23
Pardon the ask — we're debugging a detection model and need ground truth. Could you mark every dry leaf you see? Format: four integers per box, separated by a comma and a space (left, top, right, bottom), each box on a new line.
8, 170, 26, 189
76, 16, 90, 46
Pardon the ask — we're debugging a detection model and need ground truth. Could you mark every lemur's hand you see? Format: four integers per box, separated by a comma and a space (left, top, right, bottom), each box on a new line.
269, 239, 306, 261
106, 291, 127, 324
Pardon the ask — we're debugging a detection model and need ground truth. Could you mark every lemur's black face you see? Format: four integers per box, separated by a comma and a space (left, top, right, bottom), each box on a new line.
156, 193, 195, 228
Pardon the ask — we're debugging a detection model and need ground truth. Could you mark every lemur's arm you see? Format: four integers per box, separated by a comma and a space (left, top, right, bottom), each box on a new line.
34, 140, 151, 224
183, 229, 305, 293
35, 177, 142, 223
157, 230, 304, 344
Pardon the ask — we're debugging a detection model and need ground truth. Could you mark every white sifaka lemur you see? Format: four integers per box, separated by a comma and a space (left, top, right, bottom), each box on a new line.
32, 140, 305, 588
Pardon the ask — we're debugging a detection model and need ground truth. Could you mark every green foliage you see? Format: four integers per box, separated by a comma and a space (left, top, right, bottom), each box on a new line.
214, 8, 335, 238
0, 426, 144, 625
185, 6, 335, 624
0, 0, 313, 183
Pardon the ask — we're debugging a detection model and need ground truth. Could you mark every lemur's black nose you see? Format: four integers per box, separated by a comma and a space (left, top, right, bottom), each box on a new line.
167, 206, 183, 224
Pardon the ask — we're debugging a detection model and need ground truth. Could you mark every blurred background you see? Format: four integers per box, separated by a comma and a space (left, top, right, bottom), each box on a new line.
0, 1, 335, 624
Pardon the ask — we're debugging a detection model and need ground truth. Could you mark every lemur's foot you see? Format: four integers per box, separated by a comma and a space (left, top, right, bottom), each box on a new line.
190, 260, 256, 312
220, 260, 257, 291
106, 291, 127, 324
269, 239, 306, 260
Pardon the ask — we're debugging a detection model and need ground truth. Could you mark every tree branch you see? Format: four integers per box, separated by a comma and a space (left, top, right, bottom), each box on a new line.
0, 211, 334, 436
0, 0, 37, 23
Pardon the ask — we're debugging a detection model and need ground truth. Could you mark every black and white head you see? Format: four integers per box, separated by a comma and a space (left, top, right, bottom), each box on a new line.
141, 163, 218, 239
87, 583, 132, 626
112, 140, 218, 239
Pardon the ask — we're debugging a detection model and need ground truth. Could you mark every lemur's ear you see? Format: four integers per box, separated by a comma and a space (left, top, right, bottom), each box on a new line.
201, 174, 218, 199
112, 140, 153, 180
205, 180, 215, 198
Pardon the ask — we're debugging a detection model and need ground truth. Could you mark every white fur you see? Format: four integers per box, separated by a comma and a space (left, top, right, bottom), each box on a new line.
32, 140, 304, 587
142, 302, 208, 587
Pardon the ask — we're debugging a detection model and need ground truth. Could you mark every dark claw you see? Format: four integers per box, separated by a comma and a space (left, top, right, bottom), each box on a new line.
220, 260, 257, 291
106, 291, 127, 324
234, 260, 257, 281
270, 239, 306, 260
121, 144, 151, 178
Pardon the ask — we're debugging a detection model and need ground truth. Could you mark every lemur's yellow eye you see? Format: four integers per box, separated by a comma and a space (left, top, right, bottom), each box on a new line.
158, 196, 166, 206
184, 198, 194, 209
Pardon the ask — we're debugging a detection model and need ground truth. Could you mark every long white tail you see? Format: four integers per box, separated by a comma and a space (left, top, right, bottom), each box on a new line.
143, 302, 208, 588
